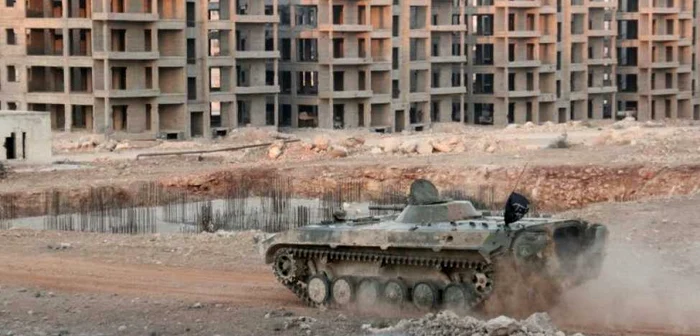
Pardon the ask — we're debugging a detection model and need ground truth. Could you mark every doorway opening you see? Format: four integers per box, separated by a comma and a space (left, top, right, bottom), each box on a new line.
4, 133, 16, 160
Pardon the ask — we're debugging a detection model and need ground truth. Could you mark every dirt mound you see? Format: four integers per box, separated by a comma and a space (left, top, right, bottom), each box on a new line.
365, 311, 579, 336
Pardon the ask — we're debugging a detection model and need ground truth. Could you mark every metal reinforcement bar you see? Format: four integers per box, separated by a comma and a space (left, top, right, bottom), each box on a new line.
135, 139, 301, 160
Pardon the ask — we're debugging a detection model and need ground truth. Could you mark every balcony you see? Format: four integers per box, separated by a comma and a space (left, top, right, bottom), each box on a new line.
640, 34, 678, 41
641, 6, 679, 14
508, 60, 541, 68
588, 29, 616, 37
650, 61, 680, 68
158, 93, 187, 105
157, 20, 186, 30
588, 84, 617, 94
588, 0, 617, 8
235, 51, 280, 59
497, 30, 540, 38
495, 0, 542, 7
496, 89, 540, 98
588, 57, 617, 66
319, 90, 373, 99
370, 30, 392, 39
235, 85, 280, 95
319, 24, 373, 33
430, 86, 467, 95
430, 24, 467, 32
93, 51, 160, 60
320, 57, 373, 65
649, 88, 678, 96
570, 63, 587, 72
93, 12, 158, 21
234, 15, 279, 24
94, 88, 160, 98
678, 64, 692, 72
432, 55, 466, 63
540, 64, 556, 72
370, 94, 392, 104
539, 93, 557, 102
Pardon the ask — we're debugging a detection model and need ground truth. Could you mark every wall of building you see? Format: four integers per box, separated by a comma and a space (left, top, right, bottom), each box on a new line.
0, 111, 52, 163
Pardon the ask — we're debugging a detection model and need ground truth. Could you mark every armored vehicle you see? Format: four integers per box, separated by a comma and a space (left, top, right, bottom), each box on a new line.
260, 179, 608, 315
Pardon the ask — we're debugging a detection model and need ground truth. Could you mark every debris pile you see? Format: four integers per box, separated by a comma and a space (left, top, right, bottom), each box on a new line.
364, 311, 583, 336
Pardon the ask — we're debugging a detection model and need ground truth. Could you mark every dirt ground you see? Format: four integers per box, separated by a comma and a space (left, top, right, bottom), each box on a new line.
1, 194, 700, 336
4, 119, 700, 195
1, 121, 700, 335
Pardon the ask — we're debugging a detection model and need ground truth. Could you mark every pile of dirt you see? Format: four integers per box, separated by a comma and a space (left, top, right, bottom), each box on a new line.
365, 311, 580, 336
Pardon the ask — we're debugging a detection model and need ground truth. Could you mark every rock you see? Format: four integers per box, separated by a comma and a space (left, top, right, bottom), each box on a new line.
523, 313, 555, 334
523, 121, 536, 128
432, 140, 453, 153
547, 133, 569, 149
98, 140, 118, 152
268, 146, 283, 160
453, 143, 467, 153
114, 143, 130, 151
117, 326, 127, 332
191, 302, 202, 309
265, 308, 293, 318
644, 120, 665, 128
336, 314, 347, 321
416, 141, 434, 155
370, 147, 383, 155
506, 124, 520, 129
380, 138, 401, 153
484, 316, 518, 336
79, 141, 95, 149
343, 137, 365, 148
399, 141, 418, 154
301, 142, 314, 150
328, 146, 349, 158
313, 136, 330, 151
486, 145, 496, 153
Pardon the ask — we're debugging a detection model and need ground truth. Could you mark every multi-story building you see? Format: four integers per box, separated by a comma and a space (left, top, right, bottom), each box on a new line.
0, 0, 279, 140
0, 0, 698, 139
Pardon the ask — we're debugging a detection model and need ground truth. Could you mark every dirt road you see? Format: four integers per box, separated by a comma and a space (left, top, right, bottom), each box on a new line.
1, 193, 700, 335
0, 254, 294, 307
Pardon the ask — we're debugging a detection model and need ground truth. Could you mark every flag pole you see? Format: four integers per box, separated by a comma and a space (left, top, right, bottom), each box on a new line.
510, 162, 530, 195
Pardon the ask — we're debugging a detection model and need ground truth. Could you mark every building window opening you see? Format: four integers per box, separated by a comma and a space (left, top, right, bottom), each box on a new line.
4, 133, 16, 160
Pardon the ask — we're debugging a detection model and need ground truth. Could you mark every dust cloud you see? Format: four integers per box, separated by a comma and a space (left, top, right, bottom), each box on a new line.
551, 242, 700, 333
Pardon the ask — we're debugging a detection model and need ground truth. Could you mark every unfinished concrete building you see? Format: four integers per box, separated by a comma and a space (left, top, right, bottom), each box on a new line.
277, 0, 699, 131
1, 0, 699, 137
0, 0, 279, 140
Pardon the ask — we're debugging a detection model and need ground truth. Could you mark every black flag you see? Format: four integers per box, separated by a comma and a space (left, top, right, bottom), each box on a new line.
504, 192, 530, 226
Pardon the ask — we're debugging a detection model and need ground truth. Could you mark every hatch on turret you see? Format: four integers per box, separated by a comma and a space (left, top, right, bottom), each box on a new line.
396, 201, 482, 223
396, 179, 483, 223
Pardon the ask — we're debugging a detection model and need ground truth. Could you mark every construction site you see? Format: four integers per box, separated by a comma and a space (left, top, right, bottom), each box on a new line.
1, 0, 700, 336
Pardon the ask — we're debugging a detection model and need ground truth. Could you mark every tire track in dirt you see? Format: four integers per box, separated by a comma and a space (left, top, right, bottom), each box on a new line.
0, 254, 298, 306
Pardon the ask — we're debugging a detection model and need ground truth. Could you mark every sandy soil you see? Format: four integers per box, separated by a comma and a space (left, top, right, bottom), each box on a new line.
3, 120, 698, 196
1, 194, 699, 336
1, 121, 700, 335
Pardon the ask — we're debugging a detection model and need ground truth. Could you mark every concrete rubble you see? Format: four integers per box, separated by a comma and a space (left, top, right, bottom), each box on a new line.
364, 311, 583, 336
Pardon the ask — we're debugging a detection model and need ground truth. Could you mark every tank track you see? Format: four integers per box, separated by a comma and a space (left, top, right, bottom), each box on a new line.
272, 247, 495, 310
